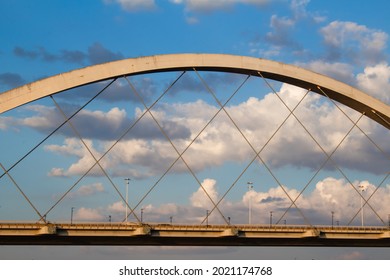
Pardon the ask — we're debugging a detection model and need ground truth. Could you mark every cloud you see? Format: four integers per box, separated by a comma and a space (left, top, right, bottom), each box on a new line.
13, 42, 124, 66
356, 63, 390, 104
252, 0, 324, 57
265, 15, 298, 48
320, 21, 388, 65
18, 105, 191, 142
87, 42, 124, 64
75, 207, 105, 221
71, 182, 105, 197
0, 72, 26, 90
299, 60, 355, 85
190, 178, 219, 208
103, 0, 157, 12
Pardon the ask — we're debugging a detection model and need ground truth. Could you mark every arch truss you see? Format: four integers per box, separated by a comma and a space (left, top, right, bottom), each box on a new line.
0, 54, 389, 246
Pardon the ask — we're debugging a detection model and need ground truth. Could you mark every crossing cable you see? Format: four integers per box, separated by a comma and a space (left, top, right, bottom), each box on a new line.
317, 86, 388, 225
203, 88, 312, 226
259, 72, 386, 225
372, 109, 390, 128
0, 162, 45, 221
276, 112, 365, 225
123, 74, 251, 223
0, 79, 118, 180
50, 95, 139, 222
317, 87, 389, 161
194, 69, 313, 226
41, 72, 186, 222
124, 74, 245, 224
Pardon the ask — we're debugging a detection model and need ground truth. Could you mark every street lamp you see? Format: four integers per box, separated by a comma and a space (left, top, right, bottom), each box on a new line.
331, 211, 334, 229
358, 185, 365, 226
388, 214, 390, 229
141, 208, 144, 223
269, 211, 273, 227
71, 207, 75, 225
206, 210, 209, 227
124, 178, 131, 222
247, 182, 253, 224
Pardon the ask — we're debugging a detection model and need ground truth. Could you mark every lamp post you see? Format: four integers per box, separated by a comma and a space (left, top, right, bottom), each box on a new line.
71, 207, 75, 225
269, 211, 273, 227
247, 182, 253, 224
141, 208, 144, 223
206, 210, 209, 227
124, 178, 131, 222
331, 211, 334, 229
359, 185, 365, 226
388, 214, 390, 229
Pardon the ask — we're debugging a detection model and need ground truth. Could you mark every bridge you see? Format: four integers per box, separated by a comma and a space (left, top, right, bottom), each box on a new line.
0, 54, 389, 247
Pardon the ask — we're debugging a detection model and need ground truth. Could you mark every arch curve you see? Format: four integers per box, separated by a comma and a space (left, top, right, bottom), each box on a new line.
1, 53, 389, 129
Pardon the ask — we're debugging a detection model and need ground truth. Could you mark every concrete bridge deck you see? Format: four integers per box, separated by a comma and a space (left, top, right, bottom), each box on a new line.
1, 222, 389, 247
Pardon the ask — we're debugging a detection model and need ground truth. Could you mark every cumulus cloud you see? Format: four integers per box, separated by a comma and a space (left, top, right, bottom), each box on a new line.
299, 60, 355, 85
18, 104, 190, 142
320, 21, 388, 65
190, 178, 219, 208
72, 182, 105, 197
75, 207, 105, 221
356, 63, 390, 104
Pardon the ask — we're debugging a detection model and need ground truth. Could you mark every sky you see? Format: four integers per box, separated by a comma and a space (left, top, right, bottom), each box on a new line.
0, 0, 389, 260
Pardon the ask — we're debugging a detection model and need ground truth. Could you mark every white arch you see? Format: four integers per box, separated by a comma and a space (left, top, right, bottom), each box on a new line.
1, 53, 389, 128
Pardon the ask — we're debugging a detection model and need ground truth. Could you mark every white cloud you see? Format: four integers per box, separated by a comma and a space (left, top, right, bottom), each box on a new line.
356, 63, 390, 104
300, 60, 355, 85
75, 207, 105, 221
265, 15, 297, 47
46, 138, 104, 177
0, 116, 14, 130
190, 178, 219, 208
74, 182, 105, 197
320, 21, 388, 65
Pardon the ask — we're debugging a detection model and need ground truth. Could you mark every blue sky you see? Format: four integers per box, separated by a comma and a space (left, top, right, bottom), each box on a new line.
0, 0, 390, 259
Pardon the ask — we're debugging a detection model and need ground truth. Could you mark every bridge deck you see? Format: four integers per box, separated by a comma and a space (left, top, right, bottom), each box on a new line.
1, 222, 389, 247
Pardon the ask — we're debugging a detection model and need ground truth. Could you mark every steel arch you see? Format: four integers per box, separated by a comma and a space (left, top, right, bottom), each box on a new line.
1, 53, 389, 129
